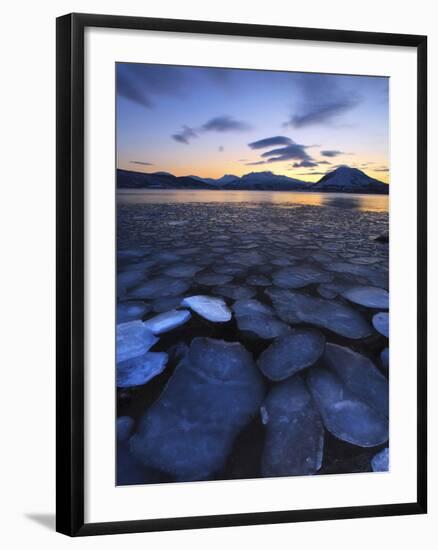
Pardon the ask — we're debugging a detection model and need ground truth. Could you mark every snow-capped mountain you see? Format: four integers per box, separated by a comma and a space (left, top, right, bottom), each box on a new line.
189, 174, 239, 185
117, 166, 388, 194
221, 171, 311, 190
312, 166, 388, 194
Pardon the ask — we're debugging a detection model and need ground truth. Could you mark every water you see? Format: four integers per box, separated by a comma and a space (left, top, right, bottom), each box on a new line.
118, 189, 389, 213
116, 188, 389, 485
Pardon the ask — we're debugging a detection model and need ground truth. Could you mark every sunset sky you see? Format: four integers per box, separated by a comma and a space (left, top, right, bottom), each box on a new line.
116, 63, 389, 184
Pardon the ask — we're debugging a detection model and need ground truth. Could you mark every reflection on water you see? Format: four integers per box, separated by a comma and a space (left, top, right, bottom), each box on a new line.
118, 189, 389, 213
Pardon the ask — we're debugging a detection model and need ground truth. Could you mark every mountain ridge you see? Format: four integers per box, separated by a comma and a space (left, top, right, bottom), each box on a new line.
117, 166, 388, 194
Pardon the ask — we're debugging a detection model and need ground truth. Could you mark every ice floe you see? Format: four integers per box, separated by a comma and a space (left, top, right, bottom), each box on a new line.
258, 329, 325, 381
143, 309, 191, 334
181, 295, 232, 322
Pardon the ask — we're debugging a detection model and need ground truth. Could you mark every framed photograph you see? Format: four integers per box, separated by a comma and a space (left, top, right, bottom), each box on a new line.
56, 13, 427, 536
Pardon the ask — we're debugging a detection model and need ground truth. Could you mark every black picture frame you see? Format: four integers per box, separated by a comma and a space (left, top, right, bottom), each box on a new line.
56, 12, 427, 537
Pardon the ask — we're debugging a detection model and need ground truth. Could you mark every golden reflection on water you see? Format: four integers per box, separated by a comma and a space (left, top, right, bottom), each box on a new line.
118, 189, 388, 213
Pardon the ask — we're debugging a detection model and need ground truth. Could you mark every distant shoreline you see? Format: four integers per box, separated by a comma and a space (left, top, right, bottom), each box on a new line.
117, 187, 389, 196
117, 168, 389, 195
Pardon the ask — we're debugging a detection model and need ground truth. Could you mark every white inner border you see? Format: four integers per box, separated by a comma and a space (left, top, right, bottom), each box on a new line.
84, 27, 418, 524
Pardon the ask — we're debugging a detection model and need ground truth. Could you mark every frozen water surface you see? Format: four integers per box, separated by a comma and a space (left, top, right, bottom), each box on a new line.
371, 447, 389, 472
117, 351, 168, 388
261, 376, 324, 477
117, 192, 389, 483
258, 329, 325, 381
143, 309, 191, 334
181, 295, 232, 322
116, 321, 158, 363
130, 338, 265, 481
341, 286, 389, 309
373, 311, 389, 337
266, 288, 372, 339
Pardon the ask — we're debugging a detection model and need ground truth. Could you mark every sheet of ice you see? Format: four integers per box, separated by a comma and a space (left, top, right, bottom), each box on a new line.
143, 309, 191, 334
266, 288, 372, 339
258, 329, 325, 381
181, 295, 232, 322
261, 376, 324, 477
232, 299, 274, 317
164, 264, 202, 278
273, 265, 333, 289
130, 338, 265, 481
212, 284, 257, 300
307, 367, 388, 447
117, 416, 134, 442
324, 343, 389, 417
130, 276, 191, 299
116, 321, 158, 363
380, 347, 389, 370
341, 286, 389, 309
371, 447, 389, 472
117, 351, 168, 388
117, 301, 150, 323
236, 313, 290, 340
372, 312, 389, 337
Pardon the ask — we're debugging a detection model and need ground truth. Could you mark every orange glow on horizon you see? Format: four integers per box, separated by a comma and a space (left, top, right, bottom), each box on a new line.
118, 159, 390, 185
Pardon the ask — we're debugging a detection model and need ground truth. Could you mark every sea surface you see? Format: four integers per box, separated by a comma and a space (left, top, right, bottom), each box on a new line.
116, 189, 389, 485
117, 189, 389, 213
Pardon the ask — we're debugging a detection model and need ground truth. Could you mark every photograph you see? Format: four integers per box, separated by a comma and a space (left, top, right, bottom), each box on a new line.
115, 62, 390, 486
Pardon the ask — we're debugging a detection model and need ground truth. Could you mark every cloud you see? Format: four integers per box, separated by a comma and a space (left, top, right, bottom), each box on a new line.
320, 150, 345, 157
292, 160, 319, 168
248, 136, 292, 149
287, 98, 359, 128
218, 146, 224, 152
260, 142, 312, 163
293, 171, 328, 176
129, 160, 154, 166
117, 63, 188, 108
238, 158, 248, 162
245, 160, 267, 166
318, 160, 332, 165
374, 167, 389, 172
172, 125, 198, 144
284, 73, 361, 128
201, 115, 251, 132
172, 115, 250, 145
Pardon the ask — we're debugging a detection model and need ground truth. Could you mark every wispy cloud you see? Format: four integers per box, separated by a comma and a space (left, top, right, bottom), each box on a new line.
201, 115, 251, 132
284, 73, 361, 128
287, 98, 359, 128
129, 160, 154, 166
247, 135, 313, 164
172, 126, 198, 144
292, 160, 319, 168
293, 171, 328, 176
117, 64, 188, 108
260, 143, 312, 163
248, 136, 292, 149
172, 115, 251, 145
320, 150, 345, 157
245, 160, 267, 166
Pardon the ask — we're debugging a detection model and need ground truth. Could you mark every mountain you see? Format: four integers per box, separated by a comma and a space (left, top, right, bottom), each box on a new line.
117, 170, 214, 190
220, 171, 313, 191
117, 166, 388, 194
189, 174, 239, 185
313, 166, 388, 194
